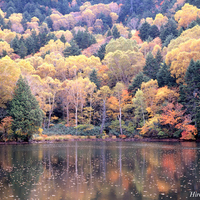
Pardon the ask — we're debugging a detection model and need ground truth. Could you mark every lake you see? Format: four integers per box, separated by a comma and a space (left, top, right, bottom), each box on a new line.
0, 141, 200, 200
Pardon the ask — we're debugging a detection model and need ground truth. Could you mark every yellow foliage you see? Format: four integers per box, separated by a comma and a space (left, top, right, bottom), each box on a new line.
40, 39, 70, 55
166, 38, 200, 83
54, 30, 73, 42
17, 60, 35, 76
140, 115, 160, 135
38, 127, 43, 136
114, 23, 129, 38
174, 3, 200, 29
110, 12, 118, 24
153, 13, 168, 30
9, 13, 24, 33
155, 86, 179, 106
146, 17, 154, 25
0, 41, 14, 56
0, 56, 21, 107
0, 9, 5, 18
0, 29, 16, 43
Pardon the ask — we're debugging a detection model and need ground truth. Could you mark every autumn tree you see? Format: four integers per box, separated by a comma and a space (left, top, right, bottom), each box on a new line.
43, 77, 60, 129
0, 116, 13, 141
8, 76, 43, 141
174, 3, 200, 29
105, 37, 138, 54
113, 82, 125, 135
160, 102, 197, 139
104, 49, 145, 87
141, 79, 158, 117
0, 56, 21, 108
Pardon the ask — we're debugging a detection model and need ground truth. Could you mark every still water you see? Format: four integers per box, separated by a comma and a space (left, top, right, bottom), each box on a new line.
0, 141, 200, 200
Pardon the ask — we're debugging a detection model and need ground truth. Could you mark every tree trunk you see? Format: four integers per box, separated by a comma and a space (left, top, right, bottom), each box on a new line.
119, 107, 123, 135
66, 103, 69, 126
75, 106, 78, 127
100, 100, 106, 134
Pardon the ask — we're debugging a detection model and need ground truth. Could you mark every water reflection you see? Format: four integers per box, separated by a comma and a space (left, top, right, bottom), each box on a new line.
0, 142, 200, 199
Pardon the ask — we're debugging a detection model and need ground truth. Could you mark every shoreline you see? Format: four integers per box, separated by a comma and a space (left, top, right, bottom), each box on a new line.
0, 138, 199, 145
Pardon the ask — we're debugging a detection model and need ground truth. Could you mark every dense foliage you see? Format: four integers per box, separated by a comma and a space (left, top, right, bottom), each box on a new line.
0, 0, 200, 141
8, 76, 43, 141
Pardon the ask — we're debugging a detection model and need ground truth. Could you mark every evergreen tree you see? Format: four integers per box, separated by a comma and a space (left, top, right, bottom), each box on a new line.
8, 76, 43, 141
186, 0, 200, 8
155, 49, 163, 65
45, 16, 53, 30
89, 69, 101, 90
74, 30, 96, 50
0, 14, 6, 30
160, 19, 178, 43
107, 29, 112, 37
95, 43, 107, 61
162, 34, 175, 47
98, 13, 112, 32
63, 40, 81, 57
18, 42, 27, 58
128, 72, 150, 96
143, 52, 159, 79
149, 25, 160, 39
60, 34, 66, 44
10, 36, 20, 55
139, 21, 151, 41
25, 36, 35, 55
112, 25, 120, 39
156, 63, 176, 87
179, 59, 200, 136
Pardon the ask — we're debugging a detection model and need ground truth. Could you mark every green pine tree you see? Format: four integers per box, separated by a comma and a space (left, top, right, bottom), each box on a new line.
18, 42, 27, 58
107, 29, 112, 37
179, 59, 200, 137
8, 76, 43, 141
128, 72, 150, 96
11, 36, 20, 55
60, 34, 66, 44
112, 25, 120, 39
63, 40, 81, 57
143, 52, 159, 80
89, 69, 101, 90
95, 43, 107, 60
138, 21, 151, 41
156, 63, 176, 87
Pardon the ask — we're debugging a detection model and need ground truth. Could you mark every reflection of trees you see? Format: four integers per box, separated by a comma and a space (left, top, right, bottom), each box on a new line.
0, 145, 43, 200
0, 142, 199, 199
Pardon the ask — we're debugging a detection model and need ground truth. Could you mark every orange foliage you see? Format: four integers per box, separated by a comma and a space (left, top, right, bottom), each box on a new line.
160, 103, 185, 127
161, 103, 197, 139
131, 30, 143, 44
176, 115, 197, 140
0, 116, 13, 139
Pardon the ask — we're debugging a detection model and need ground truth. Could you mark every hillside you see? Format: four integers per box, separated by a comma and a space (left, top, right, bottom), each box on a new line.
0, 0, 200, 141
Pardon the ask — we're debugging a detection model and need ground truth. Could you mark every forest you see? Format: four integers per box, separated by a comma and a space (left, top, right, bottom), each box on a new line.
0, 0, 200, 141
